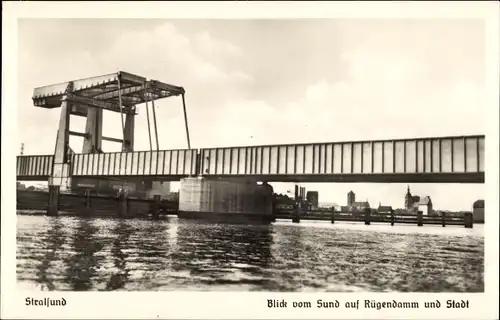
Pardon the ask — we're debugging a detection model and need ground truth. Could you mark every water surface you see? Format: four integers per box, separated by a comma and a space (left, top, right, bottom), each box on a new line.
16, 214, 484, 292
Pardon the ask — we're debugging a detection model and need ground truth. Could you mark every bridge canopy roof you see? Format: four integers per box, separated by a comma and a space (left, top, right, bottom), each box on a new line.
32, 71, 185, 110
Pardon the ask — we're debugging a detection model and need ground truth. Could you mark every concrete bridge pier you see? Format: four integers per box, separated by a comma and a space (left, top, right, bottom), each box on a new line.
178, 177, 274, 223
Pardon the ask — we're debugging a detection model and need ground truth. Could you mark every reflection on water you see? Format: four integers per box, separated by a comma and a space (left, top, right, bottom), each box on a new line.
16, 215, 484, 292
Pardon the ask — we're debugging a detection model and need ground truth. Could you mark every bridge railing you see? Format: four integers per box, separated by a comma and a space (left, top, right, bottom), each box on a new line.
199, 135, 485, 176
15, 135, 486, 182
71, 149, 198, 177
17, 154, 54, 178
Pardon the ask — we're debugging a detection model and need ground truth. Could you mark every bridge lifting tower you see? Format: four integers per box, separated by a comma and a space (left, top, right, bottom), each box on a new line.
32, 71, 191, 212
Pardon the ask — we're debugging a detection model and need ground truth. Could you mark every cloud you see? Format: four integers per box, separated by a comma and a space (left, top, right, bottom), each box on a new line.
305, 80, 329, 104
18, 21, 256, 153
193, 31, 243, 62
16, 19, 486, 210
197, 39, 485, 152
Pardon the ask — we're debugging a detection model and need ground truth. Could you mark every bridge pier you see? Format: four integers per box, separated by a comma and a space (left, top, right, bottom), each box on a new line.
417, 211, 423, 226
464, 212, 473, 228
292, 204, 301, 223
364, 209, 371, 225
84, 189, 92, 216
47, 185, 60, 216
117, 191, 128, 218
178, 177, 274, 223
152, 194, 161, 220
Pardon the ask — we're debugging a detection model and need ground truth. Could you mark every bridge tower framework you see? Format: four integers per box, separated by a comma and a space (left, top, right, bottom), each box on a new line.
32, 71, 191, 214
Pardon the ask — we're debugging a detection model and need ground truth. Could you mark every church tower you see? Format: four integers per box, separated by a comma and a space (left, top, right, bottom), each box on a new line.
347, 191, 355, 206
404, 185, 413, 210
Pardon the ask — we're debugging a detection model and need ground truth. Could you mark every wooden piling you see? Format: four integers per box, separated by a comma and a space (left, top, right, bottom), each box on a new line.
417, 211, 423, 226
292, 202, 301, 223
330, 207, 335, 224
84, 189, 92, 216
390, 209, 395, 226
117, 191, 128, 218
441, 211, 446, 227
364, 208, 371, 225
152, 194, 161, 219
47, 185, 60, 216
464, 212, 473, 228
85, 190, 91, 208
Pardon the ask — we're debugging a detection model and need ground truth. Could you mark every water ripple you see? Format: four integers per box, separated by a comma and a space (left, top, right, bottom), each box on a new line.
16, 215, 484, 292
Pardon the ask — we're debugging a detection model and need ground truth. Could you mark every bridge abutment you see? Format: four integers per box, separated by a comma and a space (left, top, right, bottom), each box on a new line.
178, 177, 274, 223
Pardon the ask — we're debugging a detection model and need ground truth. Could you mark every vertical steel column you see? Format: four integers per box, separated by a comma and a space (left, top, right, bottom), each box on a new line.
476, 137, 480, 172
451, 139, 454, 172
370, 142, 374, 173
144, 88, 153, 151
463, 137, 467, 172
124, 110, 135, 152
350, 142, 354, 174
438, 139, 442, 172
117, 76, 126, 151
151, 94, 160, 150
181, 93, 191, 149
381, 141, 385, 173
360, 143, 364, 173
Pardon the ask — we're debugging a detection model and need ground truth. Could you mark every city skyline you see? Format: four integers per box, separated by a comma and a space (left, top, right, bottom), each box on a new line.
17, 19, 485, 211
20, 179, 481, 212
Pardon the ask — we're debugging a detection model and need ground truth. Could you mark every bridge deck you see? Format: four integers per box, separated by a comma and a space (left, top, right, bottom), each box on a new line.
199, 135, 484, 183
16, 135, 485, 183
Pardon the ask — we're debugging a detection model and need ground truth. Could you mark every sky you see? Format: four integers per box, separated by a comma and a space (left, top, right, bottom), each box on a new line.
17, 18, 486, 210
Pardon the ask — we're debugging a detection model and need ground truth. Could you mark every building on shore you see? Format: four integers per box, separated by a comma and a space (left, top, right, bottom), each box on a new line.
473, 199, 484, 223
377, 205, 393, 214
306, 191, 319, 210
342, 191, 370, 212
404, 186, 433, 215
341, 202, 370, 212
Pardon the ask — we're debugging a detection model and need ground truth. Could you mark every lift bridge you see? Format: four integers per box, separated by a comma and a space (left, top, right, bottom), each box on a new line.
16, 71, 485, 186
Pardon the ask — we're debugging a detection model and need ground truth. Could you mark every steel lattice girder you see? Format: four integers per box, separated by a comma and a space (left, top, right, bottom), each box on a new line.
32, 71, 185, 113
